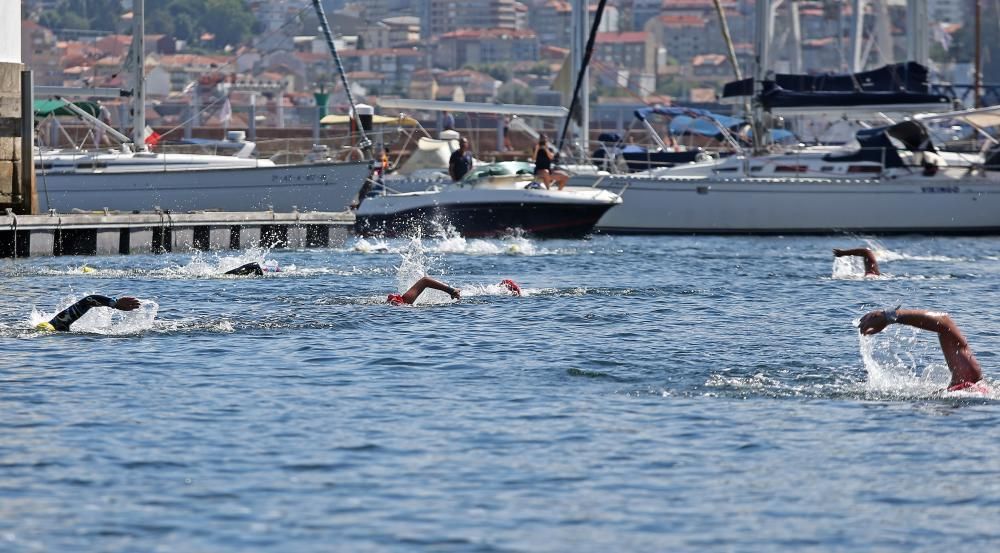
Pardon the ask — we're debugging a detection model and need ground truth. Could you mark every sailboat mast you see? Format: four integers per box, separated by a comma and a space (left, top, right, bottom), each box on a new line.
751, 0, 772, 153
131, 0, 146, 150
575, 0, 589, 155
975, 0, 982, 108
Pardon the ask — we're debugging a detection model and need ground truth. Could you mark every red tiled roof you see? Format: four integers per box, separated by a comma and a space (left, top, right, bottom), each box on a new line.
692, 54, 726, 66
337, 48, 426, 57
656, 15, 707, 26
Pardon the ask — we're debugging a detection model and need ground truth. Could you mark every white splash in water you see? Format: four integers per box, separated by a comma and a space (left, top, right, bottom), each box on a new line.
858, 327, 950, 395
832, 256, 868, 279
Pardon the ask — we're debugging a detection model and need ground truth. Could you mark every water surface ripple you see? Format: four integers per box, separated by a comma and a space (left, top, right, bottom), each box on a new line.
1, 235, 999, 551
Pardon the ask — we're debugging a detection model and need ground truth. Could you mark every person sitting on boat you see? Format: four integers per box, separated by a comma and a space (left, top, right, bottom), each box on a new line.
833, 248, 880, 276
387, 276, 461, 305
449, 138, 474, 182
858, 307, 990, 394
532, 135, 569, 191
35, 295, 141, 332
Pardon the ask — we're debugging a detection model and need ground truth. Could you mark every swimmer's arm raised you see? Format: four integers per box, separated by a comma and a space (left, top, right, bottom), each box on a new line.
833, 248, 880, 275
859, 309, 966, 346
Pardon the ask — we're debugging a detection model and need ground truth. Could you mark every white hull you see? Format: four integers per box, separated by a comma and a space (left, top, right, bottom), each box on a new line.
36, 161, 371, 213
595, 174, 1000, 233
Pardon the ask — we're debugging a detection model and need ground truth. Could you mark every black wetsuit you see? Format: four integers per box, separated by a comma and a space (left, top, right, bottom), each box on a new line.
48, 295, 117, 331
225, 262, 264, 276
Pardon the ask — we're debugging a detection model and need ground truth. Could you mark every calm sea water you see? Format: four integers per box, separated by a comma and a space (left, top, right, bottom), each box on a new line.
1, 233, 999, 552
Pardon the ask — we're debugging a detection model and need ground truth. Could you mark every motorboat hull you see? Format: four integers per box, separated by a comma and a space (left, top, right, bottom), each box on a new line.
356, 187, 621, 238
595, 174, 1000, 234
36, 161, 371, 213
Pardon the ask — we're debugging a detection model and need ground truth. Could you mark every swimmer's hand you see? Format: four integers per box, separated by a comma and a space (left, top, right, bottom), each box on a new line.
448, 287, 461, 300
858, 310, 890, 335
113, 297, 141, 311
832, 248, 845, 257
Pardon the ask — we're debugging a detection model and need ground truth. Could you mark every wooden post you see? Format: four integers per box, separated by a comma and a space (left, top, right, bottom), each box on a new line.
21, 70, 36, 215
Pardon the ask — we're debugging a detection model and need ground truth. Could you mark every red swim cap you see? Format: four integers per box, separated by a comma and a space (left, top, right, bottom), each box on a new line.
500, 279, 521, 296
387, 293, 405, 305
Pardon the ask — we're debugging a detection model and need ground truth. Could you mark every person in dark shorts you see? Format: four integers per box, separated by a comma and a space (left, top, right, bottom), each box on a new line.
35, 295, 141, 331
532, 135, 568, 190
449, 138, 474, 181
859, 307, 989, 393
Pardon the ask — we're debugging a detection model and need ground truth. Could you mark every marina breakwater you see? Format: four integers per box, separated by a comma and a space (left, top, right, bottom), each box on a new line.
0, 210, 353, 258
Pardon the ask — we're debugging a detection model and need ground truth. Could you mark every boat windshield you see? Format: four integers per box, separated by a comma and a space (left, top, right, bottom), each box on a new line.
461, 161, 534, 184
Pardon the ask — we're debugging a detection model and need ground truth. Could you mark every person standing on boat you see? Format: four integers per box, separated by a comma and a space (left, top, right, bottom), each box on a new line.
35, 295, 141, 332
449, 138, 474, 182
858, 307, 989, 393
833, 248, 880, 276
532, 135, 568, 191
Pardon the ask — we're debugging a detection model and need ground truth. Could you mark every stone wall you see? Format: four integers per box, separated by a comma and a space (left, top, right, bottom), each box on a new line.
0, 62, 33, 214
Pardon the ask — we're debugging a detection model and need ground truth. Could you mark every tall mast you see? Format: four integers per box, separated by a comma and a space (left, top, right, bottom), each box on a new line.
131, 0, 146, 149
975, 0, 982, 108
905, 0, 928, 67
574, 0, 590, 156
752, 0, 773, 152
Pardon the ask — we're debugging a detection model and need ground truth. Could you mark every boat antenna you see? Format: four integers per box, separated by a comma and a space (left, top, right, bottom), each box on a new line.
555, 0, 608, 158
310, 0, 373, 160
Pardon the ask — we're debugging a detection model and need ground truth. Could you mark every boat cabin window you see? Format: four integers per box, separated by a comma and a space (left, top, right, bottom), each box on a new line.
75, 161, 108, 169
774, 165, 808, 173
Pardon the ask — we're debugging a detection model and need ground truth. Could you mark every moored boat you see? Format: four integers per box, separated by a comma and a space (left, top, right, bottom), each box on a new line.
356, 161, 621, 238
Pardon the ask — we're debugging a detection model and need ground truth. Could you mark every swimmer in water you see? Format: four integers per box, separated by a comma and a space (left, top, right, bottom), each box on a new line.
833, 248, 880, 276
387, 276, 461, 305
225, 262, 265, 276
35, 295, 141, 331
859, 307, 987, 392
385, 277, 522, 305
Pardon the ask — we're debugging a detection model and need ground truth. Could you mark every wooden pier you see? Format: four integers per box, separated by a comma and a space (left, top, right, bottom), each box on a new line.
0, 210, 355, 258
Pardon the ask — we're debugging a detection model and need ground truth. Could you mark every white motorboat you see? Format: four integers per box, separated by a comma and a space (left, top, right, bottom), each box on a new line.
356, 161, 622, 238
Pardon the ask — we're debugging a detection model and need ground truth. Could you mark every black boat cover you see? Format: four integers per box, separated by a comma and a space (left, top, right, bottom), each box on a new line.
722, 62, 950, 109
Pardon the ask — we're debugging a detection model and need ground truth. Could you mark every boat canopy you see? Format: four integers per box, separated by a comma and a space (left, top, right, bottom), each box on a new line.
723, 62, 933, 98
320, 114, 418, 126
34, 99, 100, 118
634, 106, 794, 142
721, 62, 951, 113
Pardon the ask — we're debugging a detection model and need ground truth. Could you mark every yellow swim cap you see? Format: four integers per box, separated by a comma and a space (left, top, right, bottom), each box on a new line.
35, 322, 56, 332
81, 266, 95, 273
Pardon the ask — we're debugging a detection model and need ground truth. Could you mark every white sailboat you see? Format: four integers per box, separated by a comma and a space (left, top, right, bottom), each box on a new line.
586, 0, 1000, 234
33, 0, 369, 213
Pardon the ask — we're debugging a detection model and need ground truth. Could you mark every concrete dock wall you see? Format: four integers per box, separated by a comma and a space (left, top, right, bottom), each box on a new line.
0, 210, 353, 258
